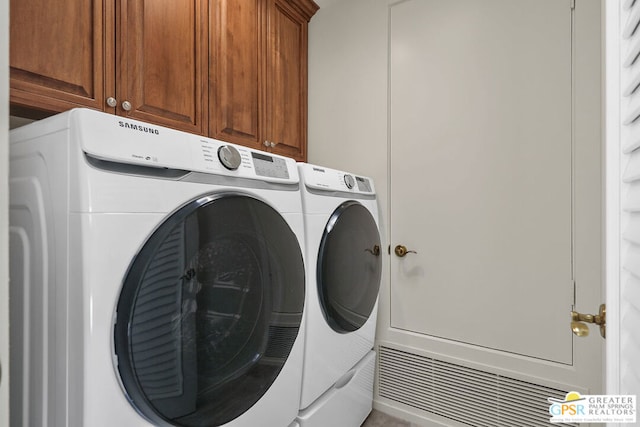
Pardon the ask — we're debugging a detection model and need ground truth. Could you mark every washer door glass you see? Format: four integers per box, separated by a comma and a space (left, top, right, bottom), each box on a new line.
317, 200, 382, 333
114, 194, 305, 427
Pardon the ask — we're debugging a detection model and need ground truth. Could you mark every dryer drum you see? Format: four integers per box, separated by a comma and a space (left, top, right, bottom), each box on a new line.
114, 194, 305, 427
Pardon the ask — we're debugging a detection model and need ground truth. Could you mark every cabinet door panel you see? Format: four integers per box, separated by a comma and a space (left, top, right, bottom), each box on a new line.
210, 0, 263, 149
119, 0, 207, 134
10, 0, 107, 112
266, 0, 308, 160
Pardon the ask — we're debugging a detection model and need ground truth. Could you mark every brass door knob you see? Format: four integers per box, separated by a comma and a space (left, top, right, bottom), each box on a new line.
394, 245, 417, 257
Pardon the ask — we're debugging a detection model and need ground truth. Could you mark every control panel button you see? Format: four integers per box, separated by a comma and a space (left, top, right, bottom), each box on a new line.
344, 174, 355, 189
218, 145, 242, 170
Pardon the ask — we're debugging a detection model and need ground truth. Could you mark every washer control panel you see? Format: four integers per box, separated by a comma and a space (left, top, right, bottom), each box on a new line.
251, 152, 290, 179
76, 110, 298, 184
217, 145, 242, 170
193, 139, 291, 180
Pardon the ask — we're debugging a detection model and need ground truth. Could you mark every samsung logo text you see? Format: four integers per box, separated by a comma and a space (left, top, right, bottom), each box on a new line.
118, 121, 160, 135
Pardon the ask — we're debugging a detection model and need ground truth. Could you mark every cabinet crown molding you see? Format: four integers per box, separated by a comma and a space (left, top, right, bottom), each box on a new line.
285, 0, 319, 21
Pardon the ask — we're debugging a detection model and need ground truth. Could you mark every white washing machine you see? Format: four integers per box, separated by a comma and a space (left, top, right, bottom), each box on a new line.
9, 108, 307, 427
296, 163, 382, 427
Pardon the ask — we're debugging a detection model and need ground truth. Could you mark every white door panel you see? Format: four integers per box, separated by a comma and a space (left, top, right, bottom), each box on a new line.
390, 0, 573, 362
388, 0, 602, 402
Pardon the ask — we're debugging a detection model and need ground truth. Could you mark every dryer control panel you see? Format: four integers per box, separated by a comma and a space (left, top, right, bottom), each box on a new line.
73, 109, 297, 184
299, 163, 375, 196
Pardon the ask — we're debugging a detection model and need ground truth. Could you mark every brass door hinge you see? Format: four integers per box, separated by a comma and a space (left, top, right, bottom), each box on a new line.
571, 303, 606, 339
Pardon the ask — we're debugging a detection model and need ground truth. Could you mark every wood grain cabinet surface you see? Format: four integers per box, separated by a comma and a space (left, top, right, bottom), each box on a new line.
10, 0, 317, 161
10, 0, 207, 134
10, 0, 108, 115
210, 0, 317, 160
210, 0, 264, 150
265, 0, 313, 160
117, 0, 208, 134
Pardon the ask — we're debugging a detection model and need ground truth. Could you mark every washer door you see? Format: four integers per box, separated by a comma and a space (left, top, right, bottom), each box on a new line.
317, 200, 382, 333
114, 194, 305, 427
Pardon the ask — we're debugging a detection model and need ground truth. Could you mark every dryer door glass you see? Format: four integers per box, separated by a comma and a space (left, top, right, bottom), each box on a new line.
114, 194, 305, 427
317, 200, 382, 333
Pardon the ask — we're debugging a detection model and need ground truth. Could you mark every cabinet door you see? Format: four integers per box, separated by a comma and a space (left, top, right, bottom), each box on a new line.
265, 0, 310, 161
210, 0, 264, 150
10, 0, 109, 114
118, 0, 207, 134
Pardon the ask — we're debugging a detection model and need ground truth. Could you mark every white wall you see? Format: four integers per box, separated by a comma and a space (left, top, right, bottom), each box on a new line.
1, 0, 10, 424
308, 0, 390, 211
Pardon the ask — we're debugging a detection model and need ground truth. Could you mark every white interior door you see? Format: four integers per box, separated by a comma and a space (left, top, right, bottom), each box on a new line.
389, 0, 602, 394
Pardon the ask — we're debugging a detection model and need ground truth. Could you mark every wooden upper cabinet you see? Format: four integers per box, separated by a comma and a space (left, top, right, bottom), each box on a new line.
10, 0, 207, 134
118, 0, 208, 134
10, 0, 317, 159
210, 0, 318, 161
9, 0, 107, 114
265, 0, 315, 160
210, 0, 263, 149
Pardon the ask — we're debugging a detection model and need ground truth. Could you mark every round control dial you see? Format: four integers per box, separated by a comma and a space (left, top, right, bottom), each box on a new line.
344, 174, 355, 189
218, 145, 242, 170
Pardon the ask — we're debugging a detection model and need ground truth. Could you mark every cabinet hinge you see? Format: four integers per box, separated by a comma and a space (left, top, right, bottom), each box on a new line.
570, 0, 575, 10
572, 279, 577, 308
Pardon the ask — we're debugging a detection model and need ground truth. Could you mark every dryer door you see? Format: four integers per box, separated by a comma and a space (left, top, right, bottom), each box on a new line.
317, 200, 382, 333
114, 194, 304, 427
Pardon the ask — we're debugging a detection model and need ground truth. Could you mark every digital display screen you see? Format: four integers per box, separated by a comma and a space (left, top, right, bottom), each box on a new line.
252, 152, 289, 179
356, 176, 372, 192
252, 152, 274, 163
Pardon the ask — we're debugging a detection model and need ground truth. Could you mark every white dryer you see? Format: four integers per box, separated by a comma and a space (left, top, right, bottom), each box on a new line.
296, 163, 382, 427
9, 108, 307, 427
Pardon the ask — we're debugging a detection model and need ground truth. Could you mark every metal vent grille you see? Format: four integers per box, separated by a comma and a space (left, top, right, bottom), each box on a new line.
378, 346, 577, 427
